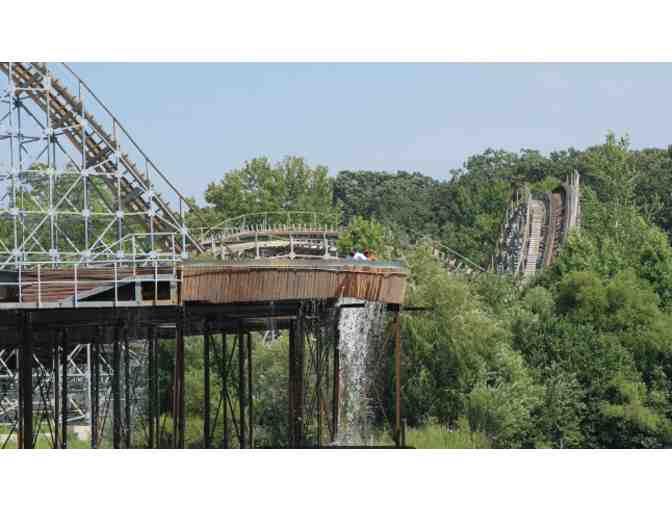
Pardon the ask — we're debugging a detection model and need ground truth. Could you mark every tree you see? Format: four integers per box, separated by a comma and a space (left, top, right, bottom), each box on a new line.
336, 215, 387, 256
202, 156, 339, 223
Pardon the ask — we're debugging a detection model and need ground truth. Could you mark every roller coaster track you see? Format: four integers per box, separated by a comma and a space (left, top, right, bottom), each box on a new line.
495, 171, 580, 277
0, 62, 203, 268
198, 211, 342, 259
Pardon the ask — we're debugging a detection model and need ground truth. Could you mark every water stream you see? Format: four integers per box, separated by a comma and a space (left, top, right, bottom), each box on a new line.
332, 298, 385, 446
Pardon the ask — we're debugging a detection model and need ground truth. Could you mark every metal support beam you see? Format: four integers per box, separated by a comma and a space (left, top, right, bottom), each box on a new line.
19, 312, 33, 449
153, 330, 160, 447
247, 332, 253, 449
203, 325, 211, 448
394, 312, 401, 448
91, 341, 99, 448
238, 324, 246, 449
316, 325, 322, 448
113, 331, 121, 449
173, 311, 185, 449
288, 314, 305, 448
53, 334, 60, 449
61, 331, 68, 449
331, 318, 340, 444
124, 335, 131, 448
221, 333, 229, 449
148, 327, 156, 448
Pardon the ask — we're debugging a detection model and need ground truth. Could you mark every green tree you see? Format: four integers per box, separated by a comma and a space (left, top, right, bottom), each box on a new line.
202, 156, 339, 223
336, 215, 387, 256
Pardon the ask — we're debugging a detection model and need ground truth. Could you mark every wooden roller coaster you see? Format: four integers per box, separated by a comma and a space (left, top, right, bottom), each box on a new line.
495, 171, 581, 277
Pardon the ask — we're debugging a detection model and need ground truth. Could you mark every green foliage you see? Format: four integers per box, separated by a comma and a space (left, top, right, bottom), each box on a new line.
406, 418, 491, 449
162, 133, 672, 448
201, 156, 339, 223
336, 215, 387, 256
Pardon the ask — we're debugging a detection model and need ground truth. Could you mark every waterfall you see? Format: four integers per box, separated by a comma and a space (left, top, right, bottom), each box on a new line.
332, 298, 385, 446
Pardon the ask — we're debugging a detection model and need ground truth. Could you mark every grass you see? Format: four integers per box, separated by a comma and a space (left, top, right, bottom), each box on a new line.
405, 423, 491, 449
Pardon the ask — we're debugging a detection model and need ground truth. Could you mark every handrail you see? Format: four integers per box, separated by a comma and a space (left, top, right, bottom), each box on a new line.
60, 63, 202, 221
204, 210, 341, 234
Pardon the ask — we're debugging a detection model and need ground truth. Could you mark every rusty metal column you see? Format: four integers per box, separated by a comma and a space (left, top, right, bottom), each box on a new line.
61, 331, 68, 449
91, 342, 99, 448
113, 328, 122, 449
148, 327, 156, 448
53, 333, 60, 448
288, 321, 295, 447
221, 333, 229, 449
173, 311, 186, 449
288, 313, 305, 448
316, 323, 322, 447
394, 312, 401, 448
153, 331, 160, 447
237, 324, 246, 449
19, 312, 33, 449
203, 325, 211, 448
331, 317, 340, 443
247, 332, 253, 449
124, 334, 131, 448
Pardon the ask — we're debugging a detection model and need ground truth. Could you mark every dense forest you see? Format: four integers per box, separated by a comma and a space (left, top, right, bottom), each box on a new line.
181, 132, 672, 448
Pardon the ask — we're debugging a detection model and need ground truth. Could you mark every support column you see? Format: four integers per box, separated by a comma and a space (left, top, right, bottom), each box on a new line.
173, 311, 185, 449
19, 312, 33, 449
247, 332, 253, 449
288, 314, 305, 448
203, 325, 211, 448
153, 330, 160, 448
331, 318, 340, 444
148, 327, 156, 449
238, 324, 246, 449
288, 321, 295, 447
113, 329, 121, 449
91, 342, 99, 449
316, 324, 322, 448
124, 335, 131, 448
53, 334, 60, 449
394, 312, 401, 448
221, 333, 229, 449
61, 331, 68, 449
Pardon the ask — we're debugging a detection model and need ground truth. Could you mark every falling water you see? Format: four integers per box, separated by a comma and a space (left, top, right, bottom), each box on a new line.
332, 298, 385, 446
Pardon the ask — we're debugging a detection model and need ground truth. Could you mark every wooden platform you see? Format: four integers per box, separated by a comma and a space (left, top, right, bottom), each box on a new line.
181, 261, 407, 305
0, 260, 407, 309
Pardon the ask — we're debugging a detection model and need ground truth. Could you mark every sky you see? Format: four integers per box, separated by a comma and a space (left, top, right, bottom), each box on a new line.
70, 63, 672, 202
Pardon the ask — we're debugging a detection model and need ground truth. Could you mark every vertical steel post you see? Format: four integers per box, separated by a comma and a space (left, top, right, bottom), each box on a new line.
124, 334, 131, 448
316, 324, 322, 448
394, 312, 401, 448
91, 342, 99, 449
288, 313, 305, 448
153, 331, 160, 448
61, 332, 68, 449
113, 330, 121, 449
148, 327, 155, 449
221, 333, 229, 449
53, 334, 60, 448
288, 320, 295, 447
203, 325, 211, 448
247, 332, 253, 449
238, 324, 246, 449
19, 312, 33, 449
331, 318, 340, 443
173, 311, 185, 449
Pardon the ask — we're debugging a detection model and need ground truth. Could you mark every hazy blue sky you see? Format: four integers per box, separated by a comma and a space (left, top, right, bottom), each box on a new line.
72, 63, 672, 201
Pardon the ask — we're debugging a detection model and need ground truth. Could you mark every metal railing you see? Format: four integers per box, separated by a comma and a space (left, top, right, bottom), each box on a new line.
197, 211, 342, 244
0, 258, 179, 308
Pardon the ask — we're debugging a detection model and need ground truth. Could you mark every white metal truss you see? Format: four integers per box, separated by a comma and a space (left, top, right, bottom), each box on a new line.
0, 62, 203, 269
0, 342, 147, 448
